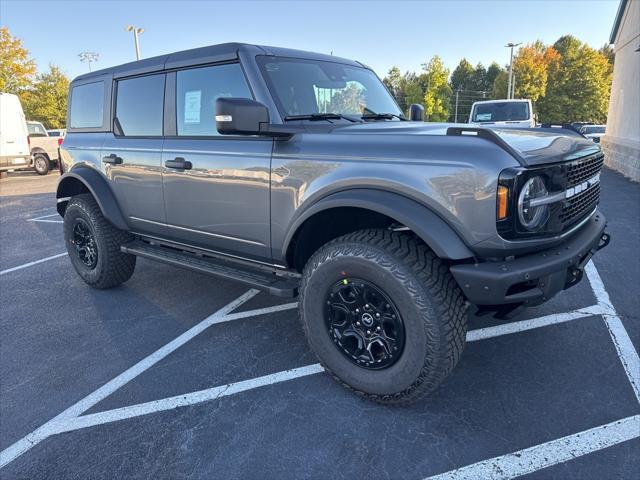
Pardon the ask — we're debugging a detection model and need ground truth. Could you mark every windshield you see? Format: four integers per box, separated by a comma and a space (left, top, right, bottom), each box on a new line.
583, 126, 605, 134
472, 102, 530, 122
257, 56, 402, 119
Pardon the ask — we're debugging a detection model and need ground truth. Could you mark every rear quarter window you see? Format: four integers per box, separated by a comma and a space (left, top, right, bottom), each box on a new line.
69, 81, 104, 128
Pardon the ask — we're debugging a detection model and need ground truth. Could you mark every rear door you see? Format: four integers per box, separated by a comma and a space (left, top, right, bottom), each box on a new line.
161, 63, 272, 261
102, 73, 167, 236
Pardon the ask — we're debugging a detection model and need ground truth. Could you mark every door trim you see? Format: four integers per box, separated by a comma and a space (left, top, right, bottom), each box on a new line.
129, 216, 266, 246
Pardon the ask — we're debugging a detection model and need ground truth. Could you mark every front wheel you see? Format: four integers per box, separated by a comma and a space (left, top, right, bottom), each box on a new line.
299, 229, 468, 405
33, 154, 49, 175
63, 194, 136, 289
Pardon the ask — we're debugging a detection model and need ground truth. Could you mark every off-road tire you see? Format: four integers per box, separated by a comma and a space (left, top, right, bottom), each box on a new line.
63, 193, 136, 289
33, 154, 49, 175
299, 229, 468, 405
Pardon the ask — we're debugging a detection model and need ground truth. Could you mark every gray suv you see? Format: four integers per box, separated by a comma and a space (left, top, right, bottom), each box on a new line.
57, 43, 609, 404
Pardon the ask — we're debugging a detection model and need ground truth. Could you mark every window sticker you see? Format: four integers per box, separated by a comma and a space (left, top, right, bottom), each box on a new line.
184, 90, 202, 124
476, 113, 492, 121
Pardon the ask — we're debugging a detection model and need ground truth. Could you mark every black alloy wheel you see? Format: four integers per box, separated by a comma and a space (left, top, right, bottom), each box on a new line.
72, 217, 98, 269
325, 278, 405, 370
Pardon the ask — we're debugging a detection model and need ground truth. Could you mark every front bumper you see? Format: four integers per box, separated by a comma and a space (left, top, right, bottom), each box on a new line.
450, 211, 609, 306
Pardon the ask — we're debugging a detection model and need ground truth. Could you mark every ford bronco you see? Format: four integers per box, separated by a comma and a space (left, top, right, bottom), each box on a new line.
57, 43, 610, 404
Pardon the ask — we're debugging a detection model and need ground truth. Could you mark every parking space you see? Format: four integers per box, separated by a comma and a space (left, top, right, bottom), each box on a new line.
1, 167, 638, 479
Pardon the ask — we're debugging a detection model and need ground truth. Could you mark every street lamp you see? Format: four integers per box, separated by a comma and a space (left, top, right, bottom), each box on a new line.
78, 51, 100, 72
505, 42, 521, 99
126, 25, 144, 60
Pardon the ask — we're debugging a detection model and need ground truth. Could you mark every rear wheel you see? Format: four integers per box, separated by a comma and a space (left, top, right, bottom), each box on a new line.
33, 154, 49, 175
299, 229, 468, 405
63, 194, 136, 289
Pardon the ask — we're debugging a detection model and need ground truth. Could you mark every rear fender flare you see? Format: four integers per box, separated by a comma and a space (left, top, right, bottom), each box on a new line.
56, 167, 128, 230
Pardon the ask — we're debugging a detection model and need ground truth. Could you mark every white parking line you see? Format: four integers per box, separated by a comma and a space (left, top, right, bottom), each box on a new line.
0, 289, 259, 469
1, 255, 637, 479
0, 297, 601, 470
0, 253, 67, 276
425, 414, 640, 480
585, 262, 640, 403
466, 305, 602, 342
27, 213, 63, 224
52, 364, 325, 434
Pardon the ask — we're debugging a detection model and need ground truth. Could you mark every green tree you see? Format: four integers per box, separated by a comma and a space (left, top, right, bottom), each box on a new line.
486, 62, 503, 89
450, 58, 474, 91
598, 44, 614, 65
492, 70, 509, 99
21, 65, 70, 128
0, 26, 36, 94
512, 42, 552, 102
537, 36, 612, 123
422, 56, 451, 122
402, 71, 425, 112
383, 66, 405, 111
470, 63, 489, 92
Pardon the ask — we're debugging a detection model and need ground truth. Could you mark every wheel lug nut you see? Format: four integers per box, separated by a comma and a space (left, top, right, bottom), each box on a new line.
367, 330, 371, 334
376, 326, 381, 331
376, 313, 380, 317
355, 308, 359, 313
365, 304, 369, 308
356, 322, 361, 326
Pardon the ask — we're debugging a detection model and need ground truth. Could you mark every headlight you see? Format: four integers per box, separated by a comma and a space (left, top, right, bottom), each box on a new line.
518, 176, 549, 231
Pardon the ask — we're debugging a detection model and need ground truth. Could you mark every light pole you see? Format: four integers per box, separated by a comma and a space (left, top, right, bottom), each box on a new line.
126, 25, 144, 60
505, 42, 521, 99
78, 52, 100, 72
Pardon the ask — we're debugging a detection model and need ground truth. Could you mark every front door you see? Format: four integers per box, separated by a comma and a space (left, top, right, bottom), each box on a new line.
103, 73, 166, 236
161, 63, 272, 261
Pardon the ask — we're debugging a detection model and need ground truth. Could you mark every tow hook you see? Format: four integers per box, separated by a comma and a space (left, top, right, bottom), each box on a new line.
596, 232, 611, 251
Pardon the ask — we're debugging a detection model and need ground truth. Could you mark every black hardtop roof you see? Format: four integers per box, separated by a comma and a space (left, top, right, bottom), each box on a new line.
72, 42, 362, 83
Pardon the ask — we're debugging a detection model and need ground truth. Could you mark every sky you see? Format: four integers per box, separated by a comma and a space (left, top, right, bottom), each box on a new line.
1, 0, 621, 81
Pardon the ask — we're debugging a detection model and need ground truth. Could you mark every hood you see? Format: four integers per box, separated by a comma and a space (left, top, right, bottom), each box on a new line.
331, 121, 601, 167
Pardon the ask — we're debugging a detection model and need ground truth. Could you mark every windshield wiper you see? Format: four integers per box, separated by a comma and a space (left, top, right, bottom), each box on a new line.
361, 112, 406, 121
283, 113, 359, 122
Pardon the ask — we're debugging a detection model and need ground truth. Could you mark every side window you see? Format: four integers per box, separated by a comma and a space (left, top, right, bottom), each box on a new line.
176, 64, 252, 136
116, 74, 165, 136
69, 81, 104, 128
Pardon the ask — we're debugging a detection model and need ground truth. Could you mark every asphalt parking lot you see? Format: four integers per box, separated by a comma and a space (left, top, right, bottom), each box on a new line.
0, 167, 638, 479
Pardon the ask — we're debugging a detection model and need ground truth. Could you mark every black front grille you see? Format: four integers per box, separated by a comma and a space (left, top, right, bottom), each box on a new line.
566, 153, 604, 188
560, 183, 600, 228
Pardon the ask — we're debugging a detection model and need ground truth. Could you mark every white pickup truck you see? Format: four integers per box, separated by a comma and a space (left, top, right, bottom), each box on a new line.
27, 120, 61, 175
468, 99, 535, 128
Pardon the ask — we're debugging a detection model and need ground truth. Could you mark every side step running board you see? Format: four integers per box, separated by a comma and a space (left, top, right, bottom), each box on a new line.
121, 240, 299, 297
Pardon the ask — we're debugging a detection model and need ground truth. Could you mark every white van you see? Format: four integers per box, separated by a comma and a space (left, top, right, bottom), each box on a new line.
0, 92, 31, 173
468, 99, 535, 128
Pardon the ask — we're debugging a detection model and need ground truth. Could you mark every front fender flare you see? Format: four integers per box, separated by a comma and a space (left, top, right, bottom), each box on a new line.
283, 189, 475, 261
56, 167, 128, 230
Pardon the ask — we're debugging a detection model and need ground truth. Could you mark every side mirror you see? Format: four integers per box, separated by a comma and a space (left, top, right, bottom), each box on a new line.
216, 98, 269, 135
409, 104, 424, 122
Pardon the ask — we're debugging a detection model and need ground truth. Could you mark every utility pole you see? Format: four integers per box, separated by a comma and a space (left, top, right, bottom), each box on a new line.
126, 25, 144, 60
511, 74, 516, 99
78, 52, 100, 72
454, 90, 459, 123
505, 42, 521, 99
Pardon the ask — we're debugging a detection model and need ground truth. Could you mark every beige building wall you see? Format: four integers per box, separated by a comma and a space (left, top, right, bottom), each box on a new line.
601, 0, 640, 181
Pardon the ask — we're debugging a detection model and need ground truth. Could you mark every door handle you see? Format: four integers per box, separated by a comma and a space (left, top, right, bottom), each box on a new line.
164, 157, 192, 170
102, 154, 123, 165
